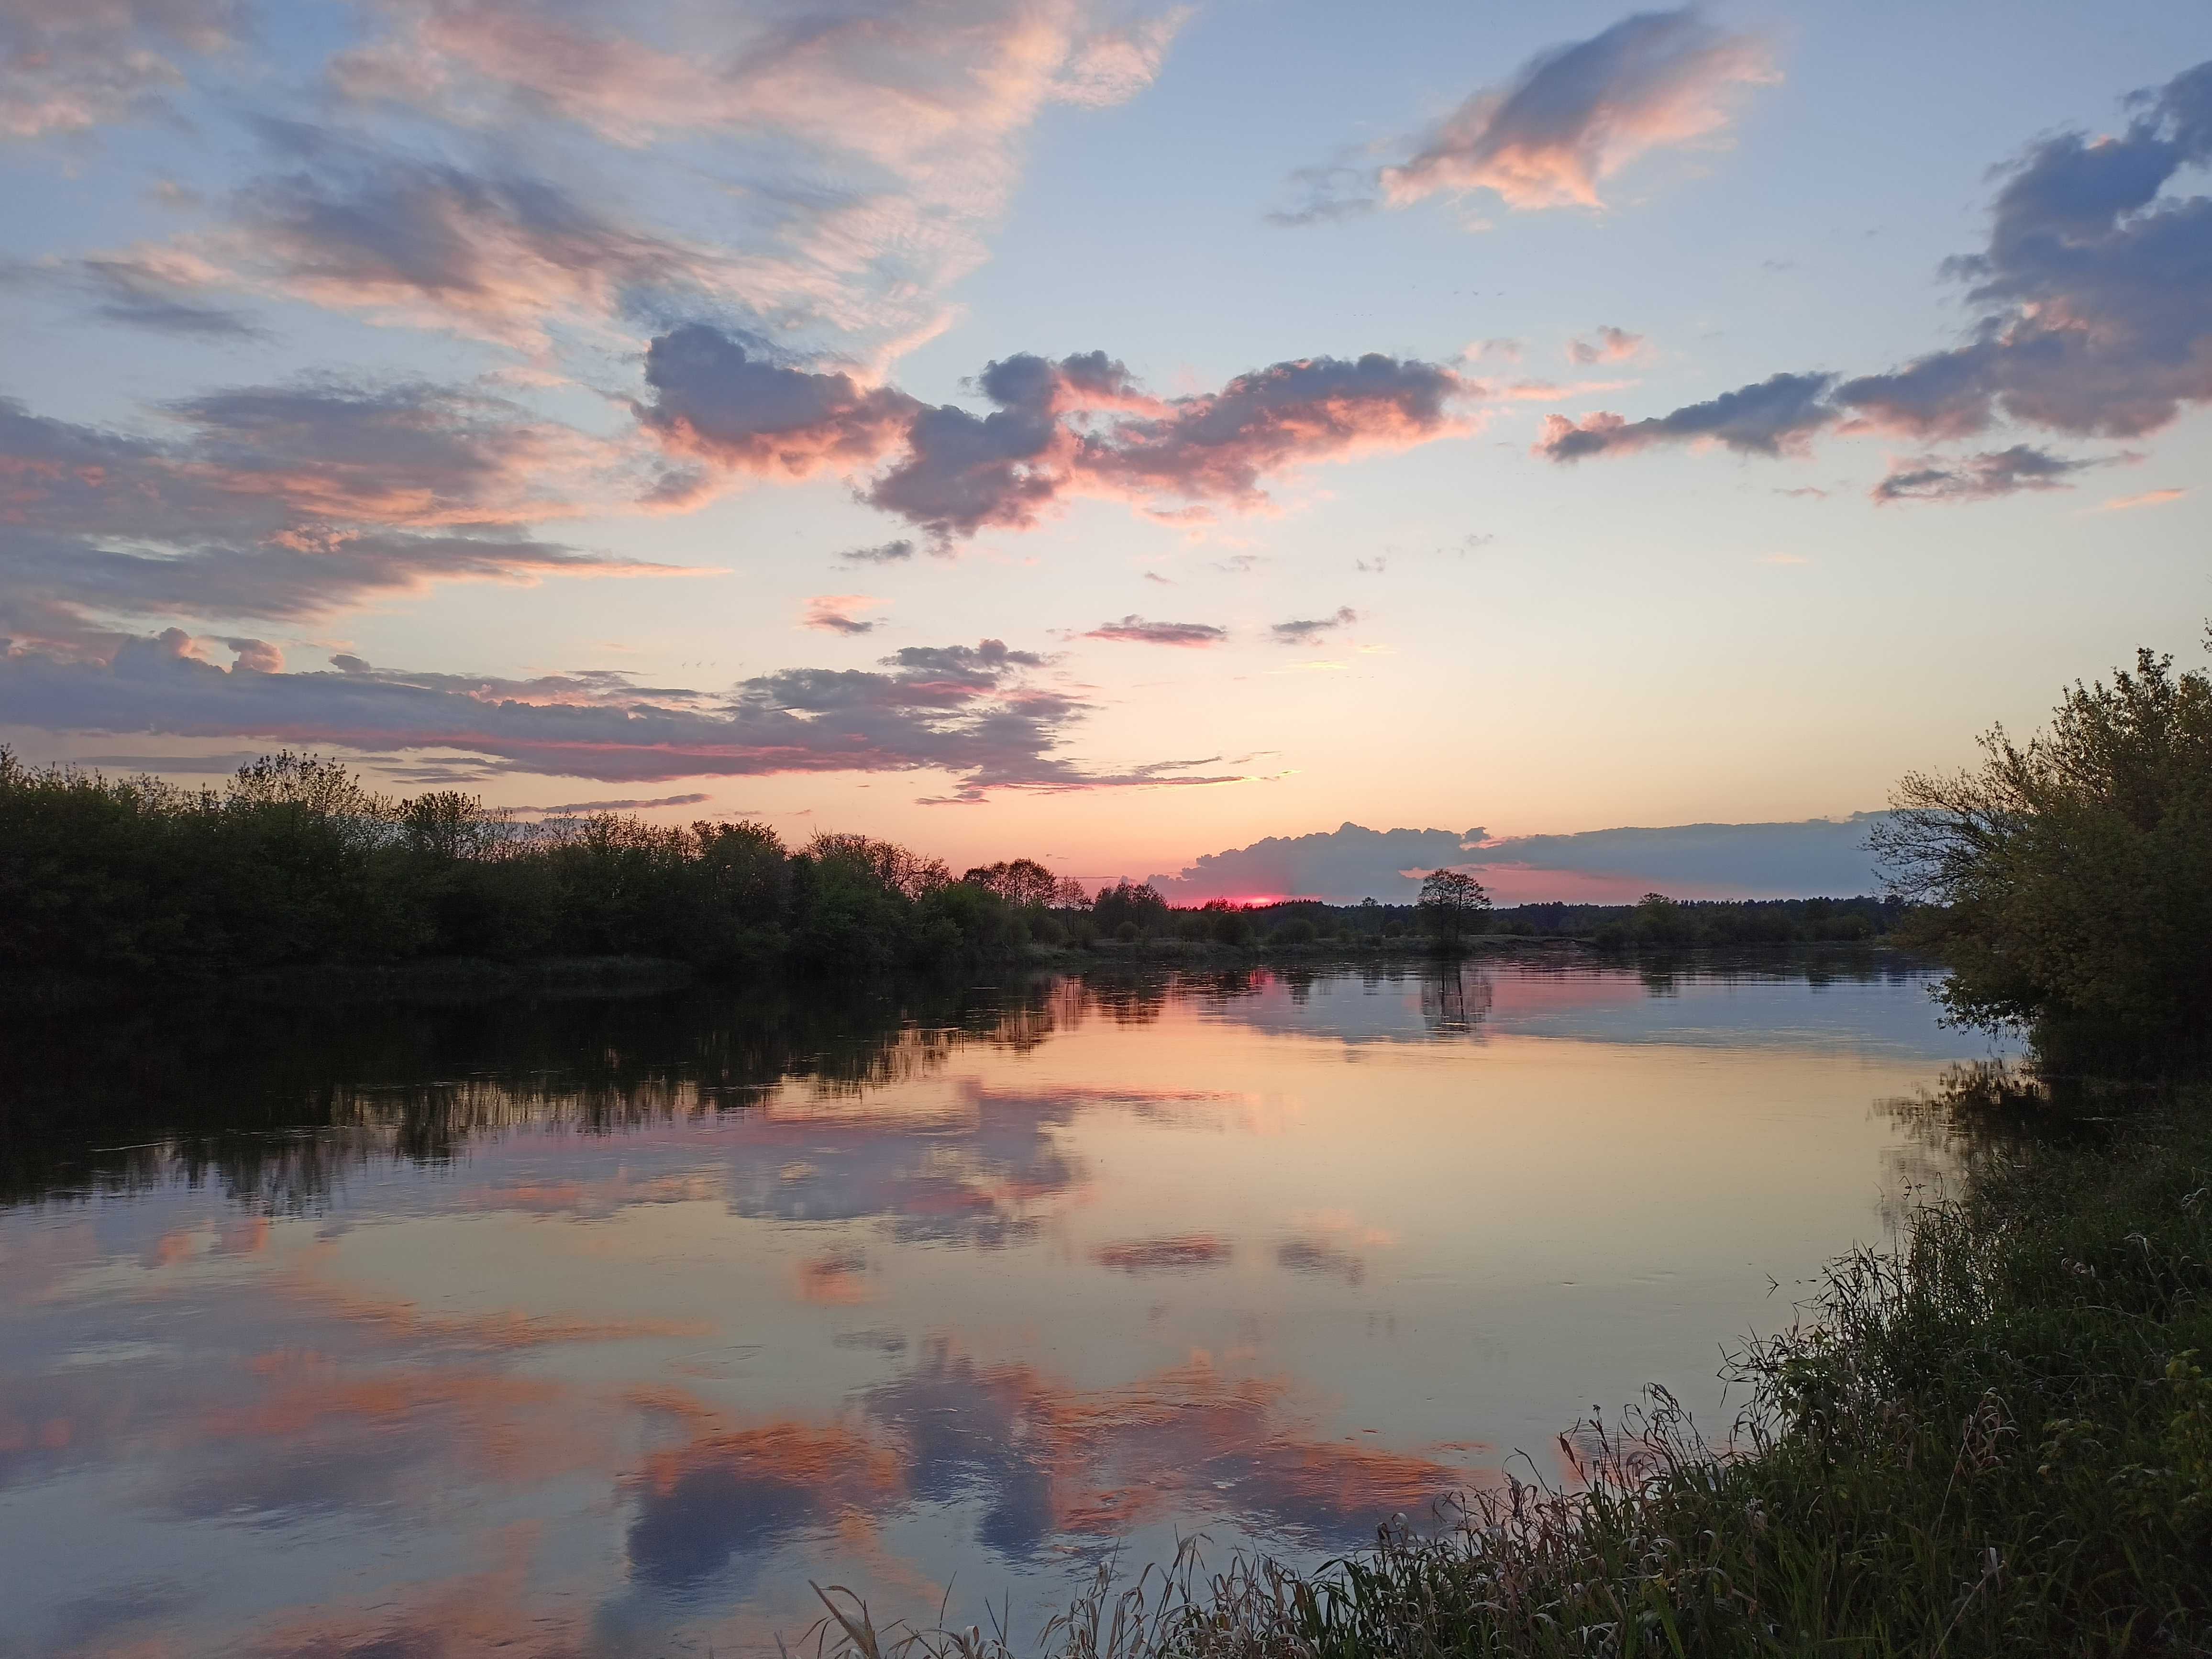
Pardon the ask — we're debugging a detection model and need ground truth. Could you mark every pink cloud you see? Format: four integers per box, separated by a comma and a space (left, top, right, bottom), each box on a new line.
640, 329, 1482, 543
801, 594, 884, 635
1276, 10, 1772, 224
1382, 11, 1773, 211
2097, 486, 2187, 512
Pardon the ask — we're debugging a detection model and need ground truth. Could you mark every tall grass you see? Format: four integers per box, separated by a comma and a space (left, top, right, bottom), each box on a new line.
798, 1076, 2212, 1657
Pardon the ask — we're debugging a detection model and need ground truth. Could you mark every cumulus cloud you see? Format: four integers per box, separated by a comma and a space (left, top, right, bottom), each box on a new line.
1083, 616, 1227, 647
0, 0, 243, 140
639, 323, 925, 477
0, 384, 695, 652
801, 594, 882, 635
638, 326, 1482, 542
1536, 371, 1836, 460
1270, 606, 1359, 644
1150, 822, 1484, 903
1274, 9, 1773, 224
1537, 60, 2212, 482
1870, 444, 2114, 504
1147, 816, 1891, 903
1568, 325, 1645, 365
0, 631, 1239, 800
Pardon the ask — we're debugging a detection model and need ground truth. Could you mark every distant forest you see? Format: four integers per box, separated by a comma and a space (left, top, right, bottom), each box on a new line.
0, 749, 1903, 985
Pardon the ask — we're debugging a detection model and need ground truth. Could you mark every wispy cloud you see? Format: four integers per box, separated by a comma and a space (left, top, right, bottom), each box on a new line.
801, 594, 884, 635
1270, 607, 1359, 644
2096, 487, 2188, 512
0, 0, 244, 141
0, 632, 1242, 801
0, 383, 700, 653
838, 539, 917, 564
526, 792, 712, 815
1871, 444, 2117, 504
1272, 9, 1774, 224
1083, 616, 1228, 647
1567, 326, 1646, 365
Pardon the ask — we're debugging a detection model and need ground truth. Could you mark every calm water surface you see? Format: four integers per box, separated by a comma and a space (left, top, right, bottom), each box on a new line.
0, 954, 2005, 1657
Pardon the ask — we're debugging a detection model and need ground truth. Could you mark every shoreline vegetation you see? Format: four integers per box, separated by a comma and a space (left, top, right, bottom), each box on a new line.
798, 633, 2212, 1656
0, 747, 1903, 995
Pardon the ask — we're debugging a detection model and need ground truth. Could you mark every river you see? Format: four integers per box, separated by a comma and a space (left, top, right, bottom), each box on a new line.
0, 952, 2008, 1657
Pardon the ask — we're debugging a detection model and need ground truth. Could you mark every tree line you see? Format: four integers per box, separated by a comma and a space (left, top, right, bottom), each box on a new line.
0, 749, 1927, 984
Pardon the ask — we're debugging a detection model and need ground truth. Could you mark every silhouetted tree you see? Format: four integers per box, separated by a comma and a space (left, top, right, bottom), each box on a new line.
961, 858, 1062, 907
1416, 868, 1491, 949
1092, 880, 1169, 937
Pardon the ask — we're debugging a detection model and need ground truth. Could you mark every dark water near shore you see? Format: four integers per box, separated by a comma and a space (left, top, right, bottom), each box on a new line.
0, 952, 2008, 1657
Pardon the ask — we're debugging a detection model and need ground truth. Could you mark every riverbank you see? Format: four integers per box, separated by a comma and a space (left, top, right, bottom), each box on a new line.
822, 1072, 2212, 1657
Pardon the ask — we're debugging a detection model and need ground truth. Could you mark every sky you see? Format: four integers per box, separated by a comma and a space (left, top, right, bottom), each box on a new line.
2, 0, 2208, 896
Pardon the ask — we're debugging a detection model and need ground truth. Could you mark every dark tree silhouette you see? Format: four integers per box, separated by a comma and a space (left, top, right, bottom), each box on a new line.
1416, 868, 1491, 949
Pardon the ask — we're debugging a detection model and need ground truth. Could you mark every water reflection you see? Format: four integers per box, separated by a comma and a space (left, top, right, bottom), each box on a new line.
0, 953, 2010, 1656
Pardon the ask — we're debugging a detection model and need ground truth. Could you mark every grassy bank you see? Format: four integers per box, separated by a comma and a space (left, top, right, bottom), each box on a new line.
818, 1073, 2212, 1658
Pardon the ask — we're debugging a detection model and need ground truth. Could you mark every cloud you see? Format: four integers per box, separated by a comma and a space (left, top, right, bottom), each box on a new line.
838, 539, 916, 564
1275, 9, 1773, 223
1536, 371, 1837, 460
1832, 62, 2212, 442
1149, 816, 1893, 903
199, 122, 765, 353
2098, 486, 2188, 511
1083, 615, 1227, 647
635, 322, 925, 477
1537, 60, 2212, 480
1270, 606, 1358, 644
0, 251, 267, 338
315, 0, 1186, 365
0, 0, 243, 140
1870, 443, 2113, 504
1150, 823, 1484, 903
0, 631, 1243, 799
639, 327, 1482, 543
1568, 325, 1646, 365
0, 384, 694, 652
527, 792, 711, 814
801, 594, 883, 635
1462, 815, 1891, 901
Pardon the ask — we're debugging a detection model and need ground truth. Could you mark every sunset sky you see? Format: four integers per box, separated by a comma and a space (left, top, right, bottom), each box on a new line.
3, 1, 2207, 890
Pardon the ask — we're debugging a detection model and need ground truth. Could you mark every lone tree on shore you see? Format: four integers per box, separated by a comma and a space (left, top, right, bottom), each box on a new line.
1872, 630, 2212, 1066
1416, 868, 1492, 949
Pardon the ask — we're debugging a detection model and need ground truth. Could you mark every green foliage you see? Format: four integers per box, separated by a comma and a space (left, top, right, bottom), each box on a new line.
1094, 880, 1170, 937
1585, 895, 1891, 950
0, 751, 1041, 980
1874, 639, 2212, 1065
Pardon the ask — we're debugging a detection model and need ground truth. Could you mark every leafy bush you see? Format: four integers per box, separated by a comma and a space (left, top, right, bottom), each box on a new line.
1875, 638, 2212, 1066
